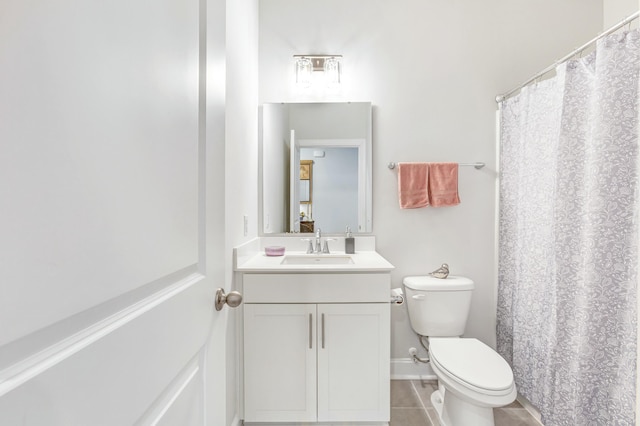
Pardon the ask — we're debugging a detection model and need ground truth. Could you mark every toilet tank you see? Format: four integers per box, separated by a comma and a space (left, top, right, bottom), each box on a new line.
403, 275, 474, 337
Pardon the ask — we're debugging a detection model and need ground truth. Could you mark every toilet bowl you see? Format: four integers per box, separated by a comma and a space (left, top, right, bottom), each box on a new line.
403, 275, 516, 426
428, 337, 517, 426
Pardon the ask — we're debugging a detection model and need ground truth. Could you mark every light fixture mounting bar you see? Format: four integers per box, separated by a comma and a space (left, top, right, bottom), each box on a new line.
294, 55, 342, 72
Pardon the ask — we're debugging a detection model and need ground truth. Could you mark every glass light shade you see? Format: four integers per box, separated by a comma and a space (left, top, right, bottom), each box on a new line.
323, 57, 340, 88
295, 57, 313, 88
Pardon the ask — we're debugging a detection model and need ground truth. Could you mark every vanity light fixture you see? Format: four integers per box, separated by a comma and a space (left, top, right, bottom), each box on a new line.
294, 55, 342, 88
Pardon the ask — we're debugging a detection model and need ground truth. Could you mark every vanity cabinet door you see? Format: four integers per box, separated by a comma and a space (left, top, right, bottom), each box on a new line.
317, 303, 390, 422
244, 303, 317, 423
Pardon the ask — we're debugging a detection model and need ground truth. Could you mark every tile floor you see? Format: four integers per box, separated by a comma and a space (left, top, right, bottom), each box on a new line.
390, 380, 542, 426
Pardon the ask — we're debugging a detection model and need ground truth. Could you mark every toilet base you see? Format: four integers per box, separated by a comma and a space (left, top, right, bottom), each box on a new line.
431, 387, 495, 426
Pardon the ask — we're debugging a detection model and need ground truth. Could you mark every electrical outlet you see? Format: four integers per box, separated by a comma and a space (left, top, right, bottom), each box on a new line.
243, 215, 248, 236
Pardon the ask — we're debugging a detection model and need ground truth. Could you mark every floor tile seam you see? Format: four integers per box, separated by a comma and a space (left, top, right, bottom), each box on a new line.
394, 409, 436, 425
410, 379, 442, 425
391, 406, 430, 411
409, 380, 429, 411
413, 381, 443, 426
425, 407, 441, 426
390, 380, 422, 409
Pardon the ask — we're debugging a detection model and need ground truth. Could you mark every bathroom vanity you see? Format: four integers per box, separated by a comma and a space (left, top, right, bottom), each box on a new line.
235, 237, 394, 425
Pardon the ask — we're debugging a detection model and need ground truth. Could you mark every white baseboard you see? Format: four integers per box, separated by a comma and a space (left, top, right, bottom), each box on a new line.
390, 358, 437, 380
516, 394, 544, 425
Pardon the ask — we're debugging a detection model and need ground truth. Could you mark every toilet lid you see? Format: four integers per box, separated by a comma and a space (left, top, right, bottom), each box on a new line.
429, 338, 513, 392
403, 275, 474, 291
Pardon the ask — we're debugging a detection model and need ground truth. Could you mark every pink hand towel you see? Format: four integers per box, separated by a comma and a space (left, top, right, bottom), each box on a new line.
398, 162, 430, 209
428, 163, 460, 207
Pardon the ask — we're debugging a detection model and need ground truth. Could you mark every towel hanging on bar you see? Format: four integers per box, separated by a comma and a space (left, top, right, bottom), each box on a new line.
397, 162, 430, 209
428, 163, 460, 207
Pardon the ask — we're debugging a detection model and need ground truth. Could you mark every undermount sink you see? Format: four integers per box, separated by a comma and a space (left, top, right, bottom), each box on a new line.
280, 254, 355, 265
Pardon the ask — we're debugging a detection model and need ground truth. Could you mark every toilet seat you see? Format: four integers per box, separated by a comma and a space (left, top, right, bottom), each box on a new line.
429, 338, 514, 396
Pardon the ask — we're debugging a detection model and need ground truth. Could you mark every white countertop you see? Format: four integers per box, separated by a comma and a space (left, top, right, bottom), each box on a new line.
235, 250, 395, 273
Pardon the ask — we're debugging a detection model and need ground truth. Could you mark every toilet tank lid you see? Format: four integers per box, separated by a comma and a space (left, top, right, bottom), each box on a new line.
403, 275, 474, 291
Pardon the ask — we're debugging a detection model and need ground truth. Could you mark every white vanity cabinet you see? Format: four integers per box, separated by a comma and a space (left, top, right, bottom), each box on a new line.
242, 273, 391, 425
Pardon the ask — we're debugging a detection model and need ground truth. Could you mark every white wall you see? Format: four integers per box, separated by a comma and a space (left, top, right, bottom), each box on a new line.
259, 0, 603, 359
226, 0, 259, 423
604, 0, 639, 26
227, 0, 260, 250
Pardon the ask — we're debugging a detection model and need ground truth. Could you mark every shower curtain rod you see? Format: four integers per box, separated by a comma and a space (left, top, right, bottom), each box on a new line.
495, 10, 640, 103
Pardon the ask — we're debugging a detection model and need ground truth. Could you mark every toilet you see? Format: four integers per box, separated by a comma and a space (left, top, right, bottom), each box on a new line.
403, 275, 516, 426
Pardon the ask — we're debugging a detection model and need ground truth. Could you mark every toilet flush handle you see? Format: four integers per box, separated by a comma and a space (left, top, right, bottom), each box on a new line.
412, 294, 425, 300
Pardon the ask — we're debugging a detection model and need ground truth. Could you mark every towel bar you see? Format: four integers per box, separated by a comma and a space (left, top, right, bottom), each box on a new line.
388, 162, 485, 170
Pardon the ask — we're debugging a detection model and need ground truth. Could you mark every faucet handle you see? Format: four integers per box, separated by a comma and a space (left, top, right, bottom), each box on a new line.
322, 238, 336, 254
301, 238, 314, 254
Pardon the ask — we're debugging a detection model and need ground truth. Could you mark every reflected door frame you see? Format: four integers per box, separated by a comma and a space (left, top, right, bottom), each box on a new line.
296, 138, 368, 232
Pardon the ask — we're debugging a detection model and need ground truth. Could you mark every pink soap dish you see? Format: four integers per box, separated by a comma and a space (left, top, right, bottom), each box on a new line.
265, 246, 285, 256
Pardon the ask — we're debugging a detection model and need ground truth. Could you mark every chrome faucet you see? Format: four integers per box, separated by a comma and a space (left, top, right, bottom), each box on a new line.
315, 228, 322, 253
302, 238, 314, 254
301, 228, 333, 254
301, 228, 323, 254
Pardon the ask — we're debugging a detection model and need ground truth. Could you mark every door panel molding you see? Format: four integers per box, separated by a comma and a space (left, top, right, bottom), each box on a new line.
134, 353, 201, 425
0, 270, 204, 397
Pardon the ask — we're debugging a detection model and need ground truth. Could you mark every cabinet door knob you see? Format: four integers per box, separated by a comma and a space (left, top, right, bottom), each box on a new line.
215, 288, 243, 311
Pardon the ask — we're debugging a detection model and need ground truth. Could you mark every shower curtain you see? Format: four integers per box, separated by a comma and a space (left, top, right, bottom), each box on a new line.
497, 29, 639, 426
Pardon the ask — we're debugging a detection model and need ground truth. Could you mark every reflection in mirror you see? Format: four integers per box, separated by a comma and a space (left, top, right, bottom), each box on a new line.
302, 147, 357, 233
260, 102, 372, 234
299, 179, 310, 203
299, 160, 312, 203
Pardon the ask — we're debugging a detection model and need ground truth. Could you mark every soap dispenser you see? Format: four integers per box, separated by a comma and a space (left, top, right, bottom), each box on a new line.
345, 226, 355, 254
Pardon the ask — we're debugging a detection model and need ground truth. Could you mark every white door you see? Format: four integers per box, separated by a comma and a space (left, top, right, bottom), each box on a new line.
289, 130, 301, 233
243, 304, 317, 423
0, 0, 228, 424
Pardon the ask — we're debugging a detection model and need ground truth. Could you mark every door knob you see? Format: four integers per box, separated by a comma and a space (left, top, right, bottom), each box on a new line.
215, 288, 243, 311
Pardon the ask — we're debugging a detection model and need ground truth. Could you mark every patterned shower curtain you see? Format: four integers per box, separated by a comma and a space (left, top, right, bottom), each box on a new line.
497, 29, 639, 426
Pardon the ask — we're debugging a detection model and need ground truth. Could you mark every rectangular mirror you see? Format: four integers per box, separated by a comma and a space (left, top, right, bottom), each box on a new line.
260, 102, 372, 234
